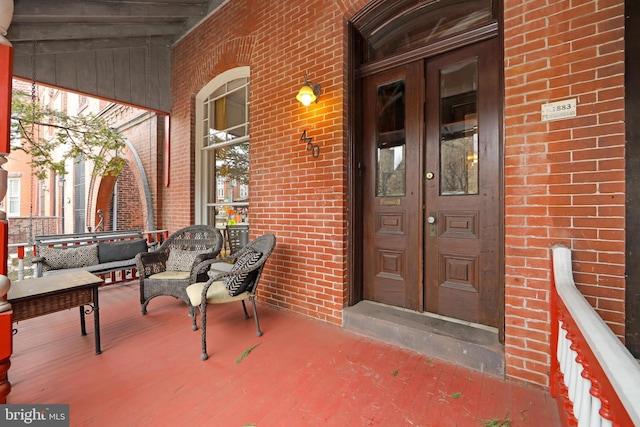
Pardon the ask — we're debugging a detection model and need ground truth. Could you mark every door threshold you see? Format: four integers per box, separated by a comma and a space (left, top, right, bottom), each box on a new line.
343, 300, 504, 377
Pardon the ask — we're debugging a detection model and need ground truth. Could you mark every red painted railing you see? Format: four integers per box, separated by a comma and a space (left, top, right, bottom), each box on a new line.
8, 230, 168, 283
550, 245, 640, 427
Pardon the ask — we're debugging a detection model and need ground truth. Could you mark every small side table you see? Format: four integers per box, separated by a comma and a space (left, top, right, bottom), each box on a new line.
7, 270, 104, 354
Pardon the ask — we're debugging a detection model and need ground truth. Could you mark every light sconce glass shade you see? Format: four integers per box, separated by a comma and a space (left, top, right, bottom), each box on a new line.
296, 75, 321, 106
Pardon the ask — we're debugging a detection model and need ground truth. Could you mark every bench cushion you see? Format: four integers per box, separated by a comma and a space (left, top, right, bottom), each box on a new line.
88, 258, 137, 274
39, 244, 99, 271
42, 258, 137, 276
98, 238, 148, 263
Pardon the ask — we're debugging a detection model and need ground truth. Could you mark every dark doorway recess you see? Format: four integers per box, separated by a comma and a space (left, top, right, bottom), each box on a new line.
625, 0, 640, 358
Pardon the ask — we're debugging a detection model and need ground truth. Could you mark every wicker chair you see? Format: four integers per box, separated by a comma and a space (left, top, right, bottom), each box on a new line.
186, 233, 276, 360
135, 225, 223, 330
227, 224, 249, 254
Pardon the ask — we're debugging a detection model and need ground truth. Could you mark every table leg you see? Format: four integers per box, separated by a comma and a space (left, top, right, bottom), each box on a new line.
93, 286, 101, 355
79, 306, 87, 335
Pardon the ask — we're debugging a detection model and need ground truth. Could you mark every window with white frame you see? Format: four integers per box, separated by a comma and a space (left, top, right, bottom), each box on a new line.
196, 68, 250, 227
10, 119, 21, 148
7, 178, 20, 217
217, 178, 225, 200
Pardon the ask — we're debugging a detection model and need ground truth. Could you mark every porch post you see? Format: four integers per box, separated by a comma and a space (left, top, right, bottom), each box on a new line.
0, 0, 15, 404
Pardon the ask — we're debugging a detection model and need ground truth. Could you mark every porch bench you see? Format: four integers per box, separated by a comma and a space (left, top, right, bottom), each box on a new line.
32, 231, 152, 278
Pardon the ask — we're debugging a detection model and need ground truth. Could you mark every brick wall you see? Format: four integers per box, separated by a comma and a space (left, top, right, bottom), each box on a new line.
171, 0, 368, 325
169, 0, 627, 388
113, 163, 144, 231
503, 0, 625, 385
97, 104, 163, 232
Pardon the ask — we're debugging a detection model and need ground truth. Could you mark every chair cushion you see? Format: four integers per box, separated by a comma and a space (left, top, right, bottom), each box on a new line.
148, 271, 191, 280
224, 248, 262, 296
186, 281, 250, 306
39, 244, 99, 270
98, 238, 148, 263
166, 249, 207, 272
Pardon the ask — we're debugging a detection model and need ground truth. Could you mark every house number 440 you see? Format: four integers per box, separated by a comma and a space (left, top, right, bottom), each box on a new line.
300, 130, 320, 158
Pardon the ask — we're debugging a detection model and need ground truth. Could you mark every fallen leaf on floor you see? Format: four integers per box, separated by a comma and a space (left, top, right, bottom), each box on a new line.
236, 343, 262, 364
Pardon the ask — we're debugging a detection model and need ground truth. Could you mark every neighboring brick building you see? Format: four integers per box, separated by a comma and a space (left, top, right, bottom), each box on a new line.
4, 82, 159, 242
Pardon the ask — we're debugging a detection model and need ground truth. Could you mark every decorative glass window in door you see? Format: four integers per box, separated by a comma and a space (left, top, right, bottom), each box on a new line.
440, 59, 478, 195
376, 79, 406, 197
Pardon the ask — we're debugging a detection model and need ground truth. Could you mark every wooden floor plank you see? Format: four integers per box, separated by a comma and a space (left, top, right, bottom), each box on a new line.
6, 282, 562, 426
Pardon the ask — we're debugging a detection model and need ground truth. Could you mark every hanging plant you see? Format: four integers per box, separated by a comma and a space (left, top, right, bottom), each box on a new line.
10, 89, 127, 180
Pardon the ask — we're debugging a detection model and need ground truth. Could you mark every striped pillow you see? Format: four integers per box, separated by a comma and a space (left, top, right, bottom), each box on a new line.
224, 248, 262, 296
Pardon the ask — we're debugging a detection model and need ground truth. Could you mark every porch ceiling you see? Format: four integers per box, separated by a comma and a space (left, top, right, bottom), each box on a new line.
6, 0, 227, 112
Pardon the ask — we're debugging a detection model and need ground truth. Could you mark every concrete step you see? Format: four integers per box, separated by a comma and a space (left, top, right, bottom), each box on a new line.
343, 300, 505, 377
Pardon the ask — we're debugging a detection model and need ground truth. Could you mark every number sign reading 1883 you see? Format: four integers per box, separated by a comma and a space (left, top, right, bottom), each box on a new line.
541, 98, 577, 121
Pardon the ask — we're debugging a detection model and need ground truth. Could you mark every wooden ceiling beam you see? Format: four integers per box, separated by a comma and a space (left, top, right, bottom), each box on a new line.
7, 23, 185, 42
12, 1, 207, 20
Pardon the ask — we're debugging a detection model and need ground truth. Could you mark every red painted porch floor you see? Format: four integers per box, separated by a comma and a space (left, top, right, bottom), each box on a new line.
7, 282, 560, 426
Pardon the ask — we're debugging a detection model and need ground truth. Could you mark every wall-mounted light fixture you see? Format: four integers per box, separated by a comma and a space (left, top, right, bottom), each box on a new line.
296, 74, 321, 106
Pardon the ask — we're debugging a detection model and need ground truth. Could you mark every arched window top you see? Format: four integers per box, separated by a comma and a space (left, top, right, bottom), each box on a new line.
196, 67, 250, 149
353, 0, 496, 62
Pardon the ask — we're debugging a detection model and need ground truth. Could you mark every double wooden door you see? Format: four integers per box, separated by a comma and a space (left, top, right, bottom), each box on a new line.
362, 38, 501, 328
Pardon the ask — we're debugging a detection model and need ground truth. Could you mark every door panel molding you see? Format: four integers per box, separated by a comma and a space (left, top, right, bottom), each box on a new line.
439, 211, 479, 239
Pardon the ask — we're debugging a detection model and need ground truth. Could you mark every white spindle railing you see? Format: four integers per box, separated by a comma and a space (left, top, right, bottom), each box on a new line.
551, 245, 640, 427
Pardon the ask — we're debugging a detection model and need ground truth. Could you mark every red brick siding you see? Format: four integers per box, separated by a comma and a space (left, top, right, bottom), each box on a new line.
113, 163, 144, 231
169, 0, 626, 388
504, 0, 625, 385
171, 0, 368, 325
97, 105, 164, 232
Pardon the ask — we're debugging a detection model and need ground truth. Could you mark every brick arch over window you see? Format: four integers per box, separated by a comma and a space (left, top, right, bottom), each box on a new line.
191, 36, 256, 93
87, 139, 155, 232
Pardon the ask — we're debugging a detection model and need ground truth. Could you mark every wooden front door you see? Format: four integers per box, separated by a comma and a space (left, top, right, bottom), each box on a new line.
362, 38, 501, 327
362, 62, 423, 310
424, 38, 501, 327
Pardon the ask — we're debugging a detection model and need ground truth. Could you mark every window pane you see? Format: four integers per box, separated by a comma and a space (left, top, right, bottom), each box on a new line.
225, 88, 247, 132
440, 59, 478, 195
8, 179, 20, 216
376, 80, 406, 197
214, 141, 249, 203
206, 82, 249, 144
227, 77, 247, 91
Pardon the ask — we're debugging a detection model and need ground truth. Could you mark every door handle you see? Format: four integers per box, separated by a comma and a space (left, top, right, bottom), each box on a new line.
428, 212, 437, 237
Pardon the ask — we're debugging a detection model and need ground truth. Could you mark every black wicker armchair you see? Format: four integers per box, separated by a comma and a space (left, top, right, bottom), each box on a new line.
186, 233, 276, 360
135, 225, 223, 330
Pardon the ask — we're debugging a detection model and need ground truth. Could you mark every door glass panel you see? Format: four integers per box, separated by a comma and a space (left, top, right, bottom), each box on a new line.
440, 59, 478, 195
376, 80, 406, 197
